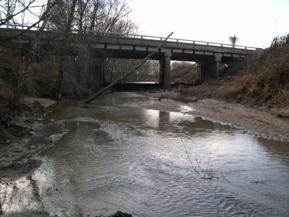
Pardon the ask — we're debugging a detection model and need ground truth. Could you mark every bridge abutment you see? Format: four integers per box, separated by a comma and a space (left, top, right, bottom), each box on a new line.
79, 47, 105, 91
159, 51, 171, 89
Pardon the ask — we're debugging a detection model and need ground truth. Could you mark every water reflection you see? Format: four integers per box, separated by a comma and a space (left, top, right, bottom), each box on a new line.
143, 109, 159, 128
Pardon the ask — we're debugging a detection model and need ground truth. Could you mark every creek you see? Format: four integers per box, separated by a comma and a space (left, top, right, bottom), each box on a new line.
1, 92, 289, 217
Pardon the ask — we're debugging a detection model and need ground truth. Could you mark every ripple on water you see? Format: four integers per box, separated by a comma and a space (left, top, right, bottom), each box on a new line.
2, 94, 289, 217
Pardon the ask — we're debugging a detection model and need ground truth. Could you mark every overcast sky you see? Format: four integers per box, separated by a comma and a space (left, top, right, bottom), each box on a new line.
129, 0, 289, 48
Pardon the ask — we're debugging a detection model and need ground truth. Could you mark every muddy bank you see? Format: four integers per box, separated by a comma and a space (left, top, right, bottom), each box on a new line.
0, 97, 59, 177
143, 91, 289, 141
0, 97, 55, 145
0, 98, 77, 216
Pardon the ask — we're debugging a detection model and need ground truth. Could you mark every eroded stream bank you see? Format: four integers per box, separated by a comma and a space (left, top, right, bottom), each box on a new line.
1, 92, 289, 217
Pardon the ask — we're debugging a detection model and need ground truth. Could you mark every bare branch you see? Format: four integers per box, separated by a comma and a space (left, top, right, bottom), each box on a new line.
0, 0, 37, 26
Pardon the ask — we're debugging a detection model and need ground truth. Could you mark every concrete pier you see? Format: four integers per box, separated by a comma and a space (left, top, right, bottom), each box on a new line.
201, 54, 222, 79
159, 52, 171, 89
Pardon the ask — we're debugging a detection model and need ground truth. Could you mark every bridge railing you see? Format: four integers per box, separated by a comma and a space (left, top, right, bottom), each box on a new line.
0, 24, 259, 51
86, 30, 258, 50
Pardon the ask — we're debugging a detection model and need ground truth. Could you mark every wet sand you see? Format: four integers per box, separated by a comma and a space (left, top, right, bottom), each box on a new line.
144, 91, 289, 141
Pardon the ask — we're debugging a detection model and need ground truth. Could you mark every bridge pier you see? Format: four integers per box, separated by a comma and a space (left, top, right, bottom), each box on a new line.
159, 51, 171, 89
79, 47, 105, 91
90, 59, 105, 91
201, 54, 222, 79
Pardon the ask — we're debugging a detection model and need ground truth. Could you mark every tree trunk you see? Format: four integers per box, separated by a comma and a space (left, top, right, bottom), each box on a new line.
56, 0, 77, 100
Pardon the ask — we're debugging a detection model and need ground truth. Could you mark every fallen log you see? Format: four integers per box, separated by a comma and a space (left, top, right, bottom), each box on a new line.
84, 32, 174, 104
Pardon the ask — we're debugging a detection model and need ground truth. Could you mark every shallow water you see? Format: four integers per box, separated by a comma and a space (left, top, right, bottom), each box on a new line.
2, 92, 289, 217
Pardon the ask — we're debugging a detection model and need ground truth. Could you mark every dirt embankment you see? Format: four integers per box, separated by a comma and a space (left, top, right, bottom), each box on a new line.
0, 97, 55, 145
0, 97, 59, 176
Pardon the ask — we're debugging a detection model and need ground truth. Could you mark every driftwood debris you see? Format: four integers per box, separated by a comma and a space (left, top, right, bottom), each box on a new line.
84, 32, 174, 104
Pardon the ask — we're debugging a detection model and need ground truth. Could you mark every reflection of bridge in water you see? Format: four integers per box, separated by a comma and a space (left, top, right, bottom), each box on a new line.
0, 28, 261, 89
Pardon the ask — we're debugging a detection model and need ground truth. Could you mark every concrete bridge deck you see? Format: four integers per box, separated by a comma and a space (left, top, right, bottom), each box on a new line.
0, 28, 258, 59
0, 28, 261, 88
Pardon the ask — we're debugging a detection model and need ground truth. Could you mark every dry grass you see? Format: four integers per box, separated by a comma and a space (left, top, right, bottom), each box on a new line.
217, 34, 289, 106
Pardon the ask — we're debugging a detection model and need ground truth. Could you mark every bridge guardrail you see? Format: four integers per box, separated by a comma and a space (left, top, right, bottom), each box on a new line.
0, 24, 259, 51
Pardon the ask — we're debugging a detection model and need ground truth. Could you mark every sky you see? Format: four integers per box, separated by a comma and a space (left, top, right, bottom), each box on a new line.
129, 0, 289, 48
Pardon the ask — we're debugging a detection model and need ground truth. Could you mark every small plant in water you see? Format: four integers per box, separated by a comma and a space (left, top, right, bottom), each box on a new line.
180, 137, 215, 179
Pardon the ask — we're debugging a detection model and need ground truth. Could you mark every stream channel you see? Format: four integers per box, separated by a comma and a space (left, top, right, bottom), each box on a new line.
1, 92, 289, 217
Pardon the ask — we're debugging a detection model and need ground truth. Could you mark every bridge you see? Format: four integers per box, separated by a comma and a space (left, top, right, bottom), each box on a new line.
0, 28, 260, 89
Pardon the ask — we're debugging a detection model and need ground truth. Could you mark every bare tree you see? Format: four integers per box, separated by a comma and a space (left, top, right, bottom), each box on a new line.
45, 0, 134, 98
0, 0, 58, 101
47, 0, 131, 33
55, 0, 78, 99
32, 0, 58, 60
0, 0, 134, 99
0, 0, 49, 27
75, 0, 89, 33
